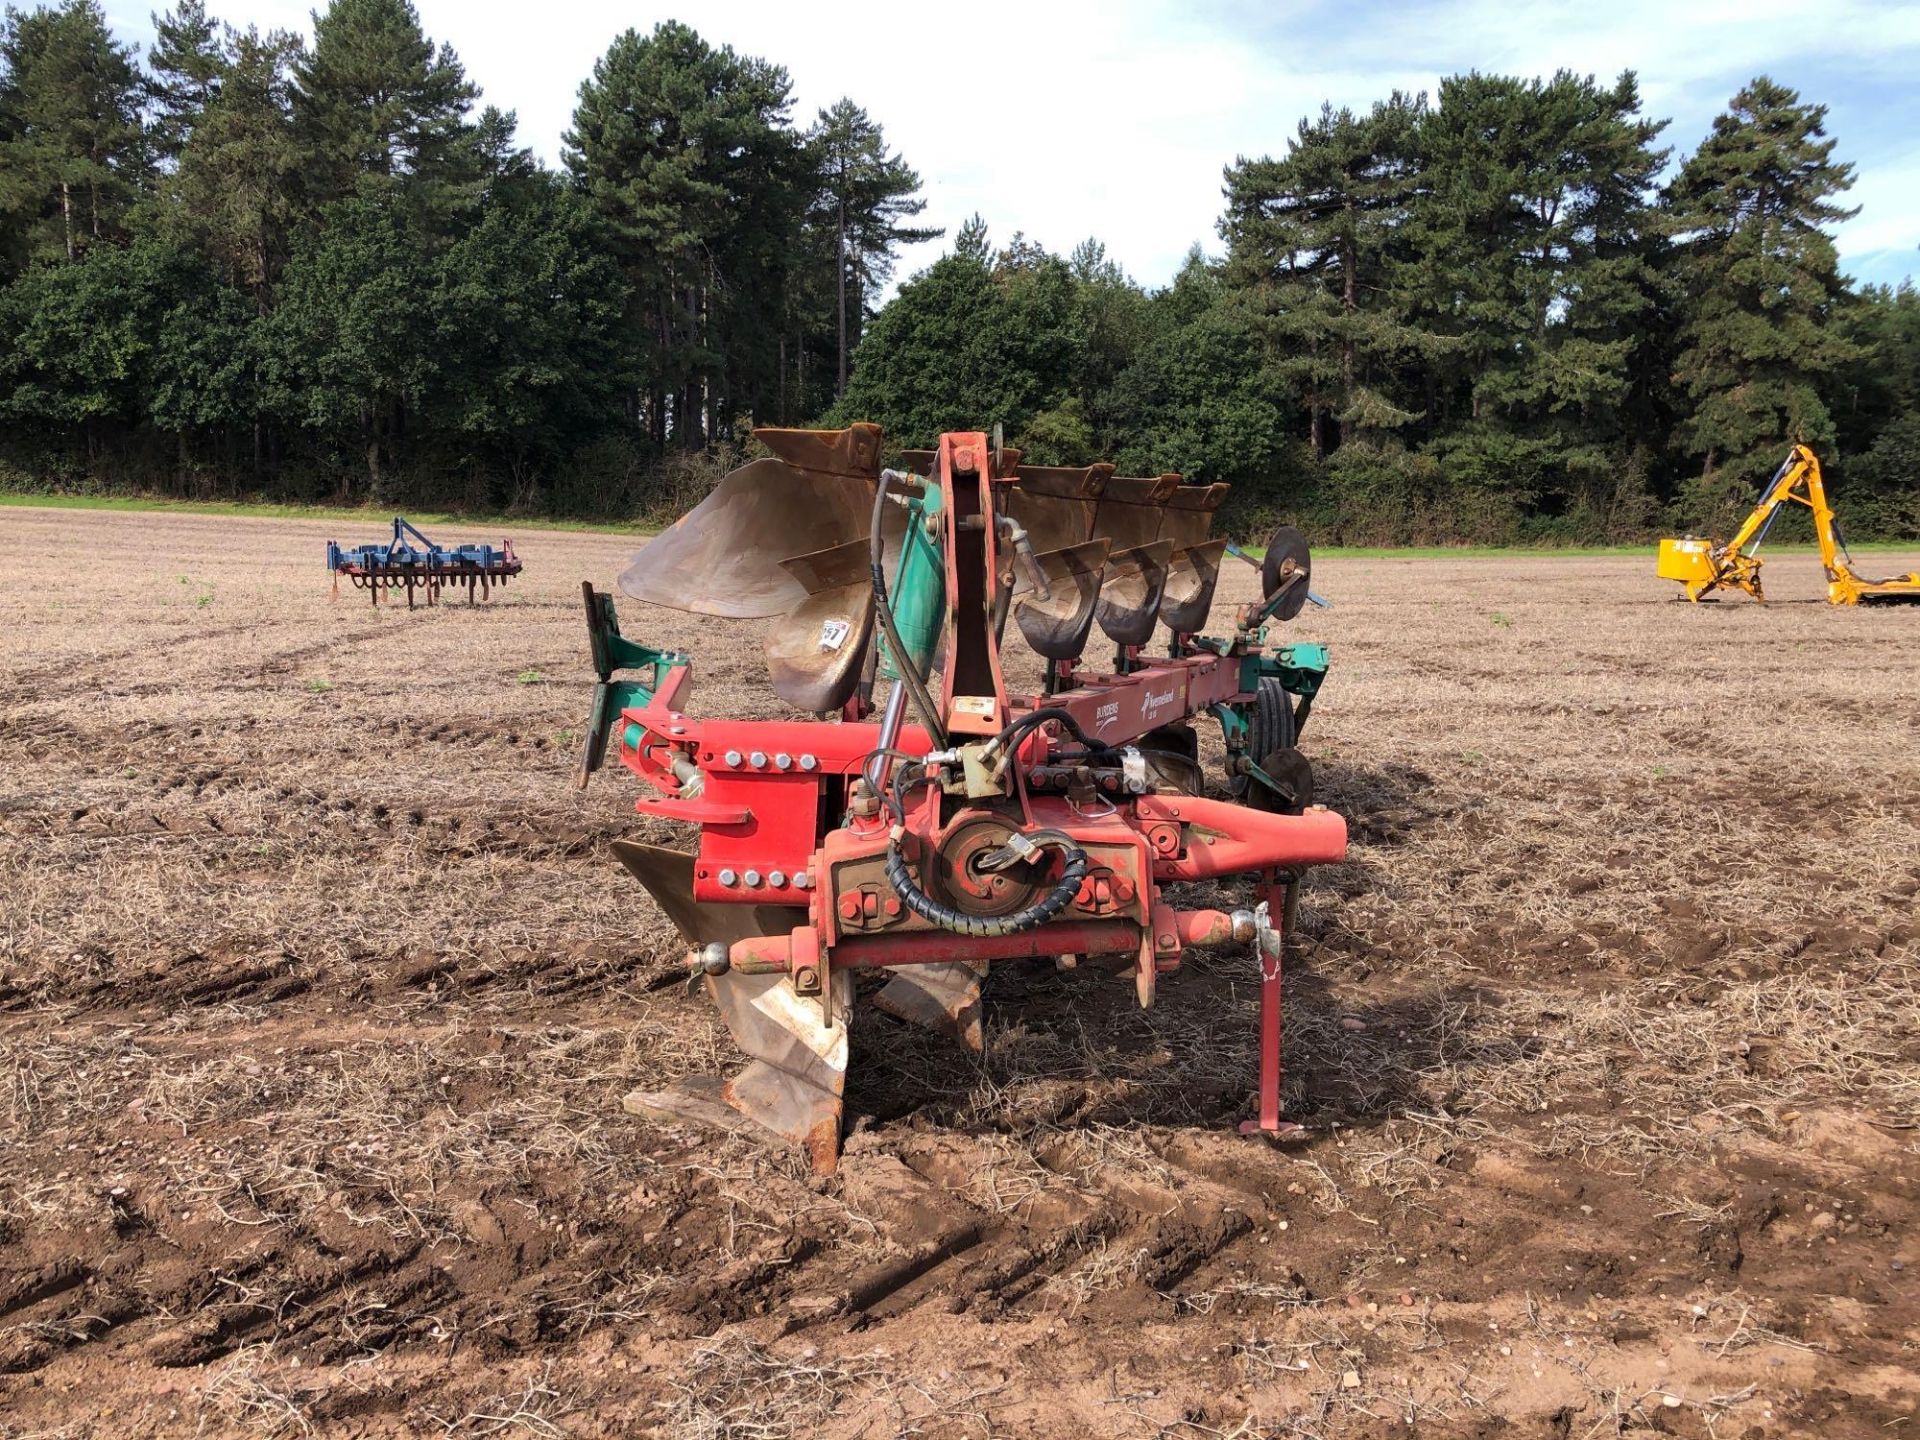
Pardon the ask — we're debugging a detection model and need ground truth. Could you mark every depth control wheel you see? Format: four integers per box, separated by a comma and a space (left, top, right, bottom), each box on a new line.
1229, 677, 1298, 801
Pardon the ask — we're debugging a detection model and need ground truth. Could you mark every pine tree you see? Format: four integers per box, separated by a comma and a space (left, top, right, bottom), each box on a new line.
163, 25, 303, 310
291, 0, 477, 211
564, 21, 802, 447
804, 98, 938, 395
1223, 93, 1430, 457
1408, 70, 1669, 526
1666, 75, 1859, 513
1831, 281, 1920, 455
0, 0, 147, 265
952, 213, 989, 265
146, 0, 222, 165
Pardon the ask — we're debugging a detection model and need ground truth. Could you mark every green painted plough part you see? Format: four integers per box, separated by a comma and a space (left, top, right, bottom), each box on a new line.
578, 582, 689, 786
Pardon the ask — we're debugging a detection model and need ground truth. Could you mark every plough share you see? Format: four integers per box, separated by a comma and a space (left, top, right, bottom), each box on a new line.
579, 425, 1347, 1172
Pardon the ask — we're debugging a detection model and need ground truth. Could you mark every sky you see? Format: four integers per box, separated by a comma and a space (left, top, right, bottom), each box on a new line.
105, 0, 1920, 294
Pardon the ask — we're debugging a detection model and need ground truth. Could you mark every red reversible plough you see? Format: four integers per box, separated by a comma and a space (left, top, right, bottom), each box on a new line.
579, 424, 1346, 1171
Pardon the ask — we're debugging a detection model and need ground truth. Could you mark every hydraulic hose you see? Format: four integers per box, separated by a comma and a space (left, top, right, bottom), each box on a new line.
983, 705, 1112, 764
883, 831, 1090, 938
870, 468, 948, 751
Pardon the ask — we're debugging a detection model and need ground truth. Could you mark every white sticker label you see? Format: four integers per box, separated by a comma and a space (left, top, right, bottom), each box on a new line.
953, 695, 998, 718
818, 619, 851, 652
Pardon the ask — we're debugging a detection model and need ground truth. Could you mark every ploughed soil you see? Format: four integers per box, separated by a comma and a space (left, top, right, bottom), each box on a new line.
2, 504, 1918, 1438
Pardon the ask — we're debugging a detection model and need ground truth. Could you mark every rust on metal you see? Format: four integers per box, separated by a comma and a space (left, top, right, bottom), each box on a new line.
752, 422, 884, 478
872, 962, 985, 1052
1015, 539, 1111, 660
1094, 540, 1174, 647
1007, 463, 1112, 556
765, 537, 876, 712
1160, 539, 1228, 635
1158, 482, 1231, 549
609, 841, 804, 946
1092, 474, 1183, 551
587, 424, 1346, 1171
617, 457, 872, 619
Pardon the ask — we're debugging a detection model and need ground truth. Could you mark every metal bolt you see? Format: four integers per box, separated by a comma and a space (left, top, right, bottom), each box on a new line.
717, 868, 738, 886
743, 869, 762, 887
768, 870, 786, 888
796, 872, 813, 890
723, 749, 742, 767
799, 754, 818, 772
794, 966, 819, 991
774, 752, 792, 770
749, 750, 767, 768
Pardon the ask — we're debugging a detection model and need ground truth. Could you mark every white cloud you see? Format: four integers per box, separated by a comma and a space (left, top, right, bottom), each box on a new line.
106, 0, 1920, 288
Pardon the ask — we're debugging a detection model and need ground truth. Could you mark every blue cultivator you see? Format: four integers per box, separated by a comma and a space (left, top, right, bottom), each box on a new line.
327, 517, 522, 609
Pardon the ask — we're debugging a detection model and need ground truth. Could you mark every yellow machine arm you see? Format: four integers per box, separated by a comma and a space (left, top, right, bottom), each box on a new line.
1657, 444, 1920, 604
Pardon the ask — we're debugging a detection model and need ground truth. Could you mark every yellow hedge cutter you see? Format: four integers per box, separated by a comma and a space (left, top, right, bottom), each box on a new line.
1658, 444, 1920, 605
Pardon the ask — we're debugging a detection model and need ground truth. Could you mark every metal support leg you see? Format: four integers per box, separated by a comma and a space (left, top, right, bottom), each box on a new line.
1239, 896, 1301, 1139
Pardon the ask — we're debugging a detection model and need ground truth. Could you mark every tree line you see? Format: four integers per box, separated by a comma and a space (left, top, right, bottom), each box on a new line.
837, 76, 1917, 541
1, 0, 1914, 541
0, 0, 932, 514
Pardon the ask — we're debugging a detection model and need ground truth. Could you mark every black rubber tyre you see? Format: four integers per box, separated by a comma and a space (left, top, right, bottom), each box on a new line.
1229, 677, 1297, 799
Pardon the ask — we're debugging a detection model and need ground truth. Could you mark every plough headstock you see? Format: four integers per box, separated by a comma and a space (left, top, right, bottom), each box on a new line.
585, 425, 1345, 1171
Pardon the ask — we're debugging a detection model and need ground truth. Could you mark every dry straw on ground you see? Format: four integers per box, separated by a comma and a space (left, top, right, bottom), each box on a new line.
1, 505, 1917, 1437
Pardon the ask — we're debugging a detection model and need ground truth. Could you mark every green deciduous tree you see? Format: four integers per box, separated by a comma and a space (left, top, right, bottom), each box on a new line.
429, 173, 626, 503
0, 2, 1913, 544
0, 239, 251, 469
1103, 252, 1297, 491
832, 235, 1081, 449
259, 192, 437, 496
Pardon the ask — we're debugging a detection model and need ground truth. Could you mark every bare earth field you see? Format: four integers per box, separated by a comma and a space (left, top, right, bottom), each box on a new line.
2, 506, 1918, 1439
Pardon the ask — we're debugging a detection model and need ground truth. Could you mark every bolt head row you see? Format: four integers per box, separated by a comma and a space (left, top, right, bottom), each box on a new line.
718, 750, 819, 771
715, 869, 810, 890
